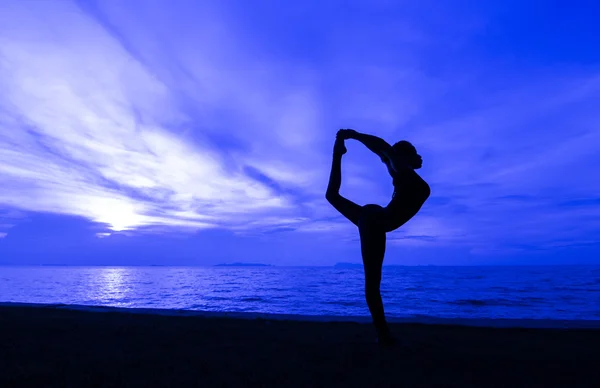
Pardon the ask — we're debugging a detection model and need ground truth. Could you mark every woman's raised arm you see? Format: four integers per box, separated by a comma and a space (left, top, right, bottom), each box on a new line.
338, 129, 392, 159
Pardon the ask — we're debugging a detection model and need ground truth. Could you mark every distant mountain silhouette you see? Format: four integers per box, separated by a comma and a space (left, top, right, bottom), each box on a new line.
214, 262, 273, 267
333, 262, 363, 268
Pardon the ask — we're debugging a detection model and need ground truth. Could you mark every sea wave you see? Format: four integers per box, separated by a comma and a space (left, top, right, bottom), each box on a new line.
2, 265, 600, 320
241, 297, 264, 302
448, 298, 534, 307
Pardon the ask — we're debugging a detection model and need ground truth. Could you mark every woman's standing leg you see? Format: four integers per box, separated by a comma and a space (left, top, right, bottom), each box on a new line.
359, 206, 394, 344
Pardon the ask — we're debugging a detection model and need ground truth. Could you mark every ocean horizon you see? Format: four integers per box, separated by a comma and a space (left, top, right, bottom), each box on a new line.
2, 265, 599, 321
3, 263, 598, 267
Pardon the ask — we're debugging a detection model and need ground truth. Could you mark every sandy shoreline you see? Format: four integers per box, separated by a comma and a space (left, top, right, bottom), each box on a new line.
2, 301, 600, 329
2, 303, 600, 387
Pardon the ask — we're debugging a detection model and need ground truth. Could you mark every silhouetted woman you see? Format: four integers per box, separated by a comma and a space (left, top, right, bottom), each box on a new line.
326, 129, 430, 345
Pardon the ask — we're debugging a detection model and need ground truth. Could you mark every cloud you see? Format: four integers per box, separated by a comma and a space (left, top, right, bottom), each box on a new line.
0, 0, 599, 264
0, 0, 310, 232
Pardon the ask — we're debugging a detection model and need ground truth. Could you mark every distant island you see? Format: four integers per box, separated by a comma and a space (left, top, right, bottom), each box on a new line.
333, 262, 363, 269
214, 263, 273, 267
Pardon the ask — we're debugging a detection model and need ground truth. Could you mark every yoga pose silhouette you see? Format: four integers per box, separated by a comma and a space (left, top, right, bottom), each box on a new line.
326, 129, 430, 345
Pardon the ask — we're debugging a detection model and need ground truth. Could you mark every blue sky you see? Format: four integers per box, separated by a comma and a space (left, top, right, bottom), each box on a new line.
0, 0, 599, 266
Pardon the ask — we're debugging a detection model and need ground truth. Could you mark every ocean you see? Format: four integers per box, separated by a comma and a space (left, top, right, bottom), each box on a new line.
1, 265, 599, 320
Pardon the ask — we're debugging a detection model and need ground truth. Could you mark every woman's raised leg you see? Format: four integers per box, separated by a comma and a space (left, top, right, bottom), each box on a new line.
325, 136, 361, 226
326, 136, 394, 343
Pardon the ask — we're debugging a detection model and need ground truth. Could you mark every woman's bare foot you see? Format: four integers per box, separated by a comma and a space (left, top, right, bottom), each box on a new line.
377, 333, 398, 346
334, 136, 347, 156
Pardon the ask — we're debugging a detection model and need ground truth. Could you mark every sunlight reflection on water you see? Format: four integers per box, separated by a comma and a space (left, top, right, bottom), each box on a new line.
1, 266, 599, 319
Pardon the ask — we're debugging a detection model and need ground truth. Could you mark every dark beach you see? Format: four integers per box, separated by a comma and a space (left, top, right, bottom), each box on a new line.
1, 305, 600, 387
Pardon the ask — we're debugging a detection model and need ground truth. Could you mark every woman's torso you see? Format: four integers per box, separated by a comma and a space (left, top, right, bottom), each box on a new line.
384, 168, 431, 231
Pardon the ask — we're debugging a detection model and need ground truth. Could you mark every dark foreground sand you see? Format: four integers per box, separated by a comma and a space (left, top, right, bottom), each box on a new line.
1, 306, 600, 387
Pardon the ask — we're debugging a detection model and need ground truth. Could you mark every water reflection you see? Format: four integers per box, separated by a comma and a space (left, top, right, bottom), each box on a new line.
0, 266, 599, 319
92, 267, 132, 307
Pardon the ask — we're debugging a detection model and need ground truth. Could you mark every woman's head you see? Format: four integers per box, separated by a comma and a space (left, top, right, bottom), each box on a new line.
392, 140, 423, 169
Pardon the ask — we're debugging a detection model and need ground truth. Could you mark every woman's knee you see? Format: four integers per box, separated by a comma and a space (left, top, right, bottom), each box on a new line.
325, 190, 338, 204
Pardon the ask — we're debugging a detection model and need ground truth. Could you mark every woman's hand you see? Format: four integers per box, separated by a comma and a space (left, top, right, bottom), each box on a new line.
337, 128, 358, 140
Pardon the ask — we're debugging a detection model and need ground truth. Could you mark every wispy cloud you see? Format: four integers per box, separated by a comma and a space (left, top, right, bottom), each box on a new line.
0, 0, 313, 233
0, 0, 599, 263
